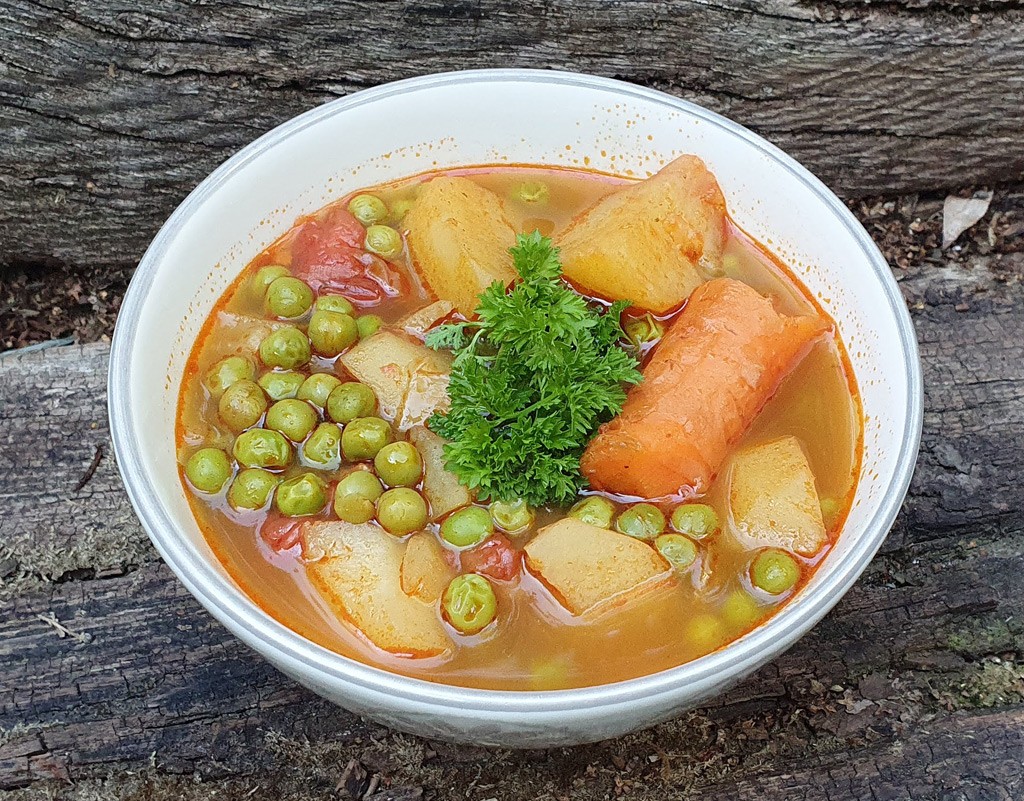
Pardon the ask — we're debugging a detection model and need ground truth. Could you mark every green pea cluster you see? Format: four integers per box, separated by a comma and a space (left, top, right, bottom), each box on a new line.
183, 252, 431, 529
563, 497, 722, 574
563, 495, 798, 632
187, 347, 433, 528
184, 189, 517, 641
347, 193, 405, 261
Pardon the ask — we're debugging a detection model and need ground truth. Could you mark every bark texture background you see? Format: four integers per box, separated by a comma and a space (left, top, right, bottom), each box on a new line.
3, 0, 1023, 278
1, 2, 1023, 799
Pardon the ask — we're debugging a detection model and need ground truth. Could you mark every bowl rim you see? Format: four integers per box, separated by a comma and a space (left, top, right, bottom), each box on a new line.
108, 67, 923, 712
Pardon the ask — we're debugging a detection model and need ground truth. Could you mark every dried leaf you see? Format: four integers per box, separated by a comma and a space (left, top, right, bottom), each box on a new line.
943, 191, 993, 249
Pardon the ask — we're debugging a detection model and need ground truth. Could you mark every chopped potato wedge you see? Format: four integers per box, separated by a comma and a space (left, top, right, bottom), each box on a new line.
524, 518, 670, 616
396, 363, 450, 431
401, 533, 455, 603
303, 521, 450, 657
408, 425, 472, 519
399, 300, 455, 340
729, 436, 827, 556
340, 330, 452, 420
405, 177, 518, 316
213, 311, 284, 356
557, 155, 727, 313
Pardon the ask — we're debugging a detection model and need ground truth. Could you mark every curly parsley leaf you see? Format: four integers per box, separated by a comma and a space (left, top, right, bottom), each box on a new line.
426, 231, 642, 506
423, 321, 472, 352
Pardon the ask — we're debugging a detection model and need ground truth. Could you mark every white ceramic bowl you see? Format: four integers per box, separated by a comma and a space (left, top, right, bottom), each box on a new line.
108, 69, 922, 748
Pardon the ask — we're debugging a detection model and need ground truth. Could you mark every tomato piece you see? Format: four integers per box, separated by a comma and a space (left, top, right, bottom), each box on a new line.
260, 512, 303, 553
304, 206, 366, 249
460, 533, 521, 582
289, 207, 405, 302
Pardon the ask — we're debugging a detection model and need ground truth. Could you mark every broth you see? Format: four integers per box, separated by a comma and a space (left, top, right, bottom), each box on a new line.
176, 165, 861, 690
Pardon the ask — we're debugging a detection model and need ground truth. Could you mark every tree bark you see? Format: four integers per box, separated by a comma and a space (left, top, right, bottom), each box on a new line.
2, 0, 1022, 278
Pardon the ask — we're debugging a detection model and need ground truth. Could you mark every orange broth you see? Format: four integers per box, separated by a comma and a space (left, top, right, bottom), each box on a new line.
176, 165, 862, 690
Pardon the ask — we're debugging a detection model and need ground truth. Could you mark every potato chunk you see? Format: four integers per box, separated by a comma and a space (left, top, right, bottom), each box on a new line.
396, 363, 450, 431
398, 300, 455, 340
729, 436, 827, 556
408, 425, 472, 519
557, 155, 727, 313
303, 521, 450, 657
339, 330, 452, 422
405, 177, 518, 316
524, 518, 670, 616
213, 311, 284, 356
400, 532, 455, 603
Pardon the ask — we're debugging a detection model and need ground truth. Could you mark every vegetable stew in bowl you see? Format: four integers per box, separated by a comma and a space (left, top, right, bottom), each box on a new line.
176, 156, 861, 690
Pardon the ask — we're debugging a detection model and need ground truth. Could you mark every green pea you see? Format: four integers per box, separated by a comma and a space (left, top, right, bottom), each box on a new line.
327, 382, 377, 424
258, 370, 305, 401
721, 589, 764, 631
670, 503, 720, 540
204, 356, 255, 398
356, 314, 383, 339
303, 423, 342, 469
489, 498, 535, 535
297, 373, 341, 410
217, 379, 267, 433
374, 441, 423, 488
568, 496, 617, 528
250, 264, 289, 296
316, 294, 355, 316
820, 497, 841, 527
347, 193, 388, 226
440, 506, 493, 548
389, 198, 414, 222
308, 310, 358, 357
655, 533, 698, 570
528, 656, 572, 691
513, 180, 550, 205
686, 613, 726, 652
364, 225, 403, 260
227, 468, 279, 510
258, 326, 310, 370
333, 469, 384, 524
443, 574, 497, 635
341, 416, 393, 461
275, 472, 328, 517
184, 447, 232, 493
750, 550, 801, 595
615, 503, 666, 541
333, 494, 375, 525
376, 488, 428, 536
266, 276, 314, 319
233, 428, 292, 469
624, 313, 665, 349
265, 399, 318, 443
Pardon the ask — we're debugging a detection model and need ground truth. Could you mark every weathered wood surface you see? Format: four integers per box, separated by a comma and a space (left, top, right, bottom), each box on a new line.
2, 187, 1023, 798
2, 0, 1023, 281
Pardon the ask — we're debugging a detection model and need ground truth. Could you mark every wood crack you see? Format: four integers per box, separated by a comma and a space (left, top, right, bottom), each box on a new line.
0, 97, 223, 149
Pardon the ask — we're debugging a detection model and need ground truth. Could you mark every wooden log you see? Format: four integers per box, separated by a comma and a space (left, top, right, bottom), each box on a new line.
1, 233, 1022, 797
1, 0, 1022, 281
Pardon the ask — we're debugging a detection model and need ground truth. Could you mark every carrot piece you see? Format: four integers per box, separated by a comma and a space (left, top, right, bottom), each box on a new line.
580, 278, 828, 499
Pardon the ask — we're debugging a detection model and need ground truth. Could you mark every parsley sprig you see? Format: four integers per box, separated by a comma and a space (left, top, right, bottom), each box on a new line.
426, 231, 641, 505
